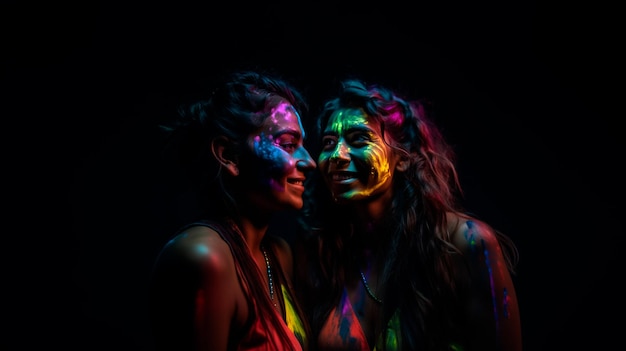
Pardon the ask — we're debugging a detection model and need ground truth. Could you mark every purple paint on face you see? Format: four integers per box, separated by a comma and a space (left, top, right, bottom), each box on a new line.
253, 132, 292, 192
251, 102, 303, 188
246, 100, 315, 210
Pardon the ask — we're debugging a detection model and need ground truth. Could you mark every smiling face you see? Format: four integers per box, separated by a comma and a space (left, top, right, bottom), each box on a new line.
318, 108, 400, 203
241, 100, 316, 211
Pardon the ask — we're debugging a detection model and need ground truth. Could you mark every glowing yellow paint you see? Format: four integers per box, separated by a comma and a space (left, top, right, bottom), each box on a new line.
282, 284, 308, 347
320, 108, 395, 200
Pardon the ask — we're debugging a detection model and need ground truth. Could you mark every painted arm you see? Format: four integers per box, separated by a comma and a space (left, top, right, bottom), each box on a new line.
456, 218, 522, 351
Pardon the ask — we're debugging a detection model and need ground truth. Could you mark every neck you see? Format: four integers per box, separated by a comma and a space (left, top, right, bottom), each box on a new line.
353, 184, 393, 220
350, 217, 387, 251
238, 214, 271, 252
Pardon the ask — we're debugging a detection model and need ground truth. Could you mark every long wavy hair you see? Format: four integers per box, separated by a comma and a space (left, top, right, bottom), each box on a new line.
155, 70, 311, 350
296, 79, 518, 350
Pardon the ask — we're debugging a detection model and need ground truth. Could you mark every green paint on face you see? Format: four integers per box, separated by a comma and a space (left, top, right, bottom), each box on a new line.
318, 108, 395, 201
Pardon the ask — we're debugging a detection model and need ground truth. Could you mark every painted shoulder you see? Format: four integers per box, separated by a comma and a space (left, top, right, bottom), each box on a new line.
157, 225, 234, 273
447, 212, 501, 256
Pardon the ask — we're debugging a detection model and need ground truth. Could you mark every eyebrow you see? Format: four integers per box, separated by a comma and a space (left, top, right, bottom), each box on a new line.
276, 129, 302, 140
322, 124, 373, 136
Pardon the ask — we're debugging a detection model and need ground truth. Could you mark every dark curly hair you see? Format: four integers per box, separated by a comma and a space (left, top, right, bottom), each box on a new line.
154, 70, 311, 351
296, 79, 518, 350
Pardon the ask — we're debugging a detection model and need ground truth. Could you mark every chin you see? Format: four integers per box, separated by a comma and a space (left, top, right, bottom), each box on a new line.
333, 192, 367, 203
278, 198, 303, 210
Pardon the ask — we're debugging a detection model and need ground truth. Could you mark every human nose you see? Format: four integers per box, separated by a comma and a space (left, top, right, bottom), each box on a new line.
295, 147, 317, 170
329, 141, 350, 164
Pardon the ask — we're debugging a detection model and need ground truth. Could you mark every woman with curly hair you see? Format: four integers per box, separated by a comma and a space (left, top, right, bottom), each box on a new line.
294, 78, 521, 351
150, 70, 316, 351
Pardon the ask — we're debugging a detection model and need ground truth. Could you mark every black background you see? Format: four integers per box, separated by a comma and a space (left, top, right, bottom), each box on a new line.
4, 1, 624, 350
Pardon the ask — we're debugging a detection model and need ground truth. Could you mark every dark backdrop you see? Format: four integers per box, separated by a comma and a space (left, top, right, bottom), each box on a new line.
4, 1, 623, 350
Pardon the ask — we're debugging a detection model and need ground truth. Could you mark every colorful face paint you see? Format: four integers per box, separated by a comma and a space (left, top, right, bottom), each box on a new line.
245, 100, 315, 210
318, 108, 397, 202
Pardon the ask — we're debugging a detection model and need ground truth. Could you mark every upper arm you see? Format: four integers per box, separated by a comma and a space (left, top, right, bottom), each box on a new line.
452, 217, 522, 351
153, 227, 242, 351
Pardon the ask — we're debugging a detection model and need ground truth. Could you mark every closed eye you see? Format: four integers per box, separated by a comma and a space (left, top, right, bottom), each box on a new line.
276, 133, 301, 153
280, 143, 297, 152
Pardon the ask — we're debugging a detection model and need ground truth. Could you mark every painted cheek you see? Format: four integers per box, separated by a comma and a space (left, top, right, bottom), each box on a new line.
365, 144, 392, 183
317, 152, 330, 168
268, 157, 298, 193
336, 145, 393, 199
252, 135, 292, 190
253, 134, 277, 163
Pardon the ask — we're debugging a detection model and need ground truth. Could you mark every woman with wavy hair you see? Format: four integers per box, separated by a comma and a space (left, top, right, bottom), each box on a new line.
150, 70, 316, 351
295, 78, 521, 351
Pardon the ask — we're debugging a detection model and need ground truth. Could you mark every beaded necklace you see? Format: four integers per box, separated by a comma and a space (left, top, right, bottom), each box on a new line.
261, 246, 278, 308
359, 270, 383, 304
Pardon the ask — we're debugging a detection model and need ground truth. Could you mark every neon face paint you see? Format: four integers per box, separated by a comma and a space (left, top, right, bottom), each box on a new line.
318, 108, 396, 202
246, 101, 315, 209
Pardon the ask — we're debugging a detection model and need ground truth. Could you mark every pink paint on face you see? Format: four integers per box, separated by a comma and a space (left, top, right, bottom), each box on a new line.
247, 100, 316, 211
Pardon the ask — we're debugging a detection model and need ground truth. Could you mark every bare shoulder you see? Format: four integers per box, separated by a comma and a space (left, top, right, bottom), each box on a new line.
446, 212, 501, 255
157, 225, 236, 276
445, 211, 515, 284
446, 213, 522, 350
152, 224, 249, 342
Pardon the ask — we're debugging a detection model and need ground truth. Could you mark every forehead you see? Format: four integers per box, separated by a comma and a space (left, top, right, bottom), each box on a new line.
261, 100, 305, 135
325, 108, 378, 133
